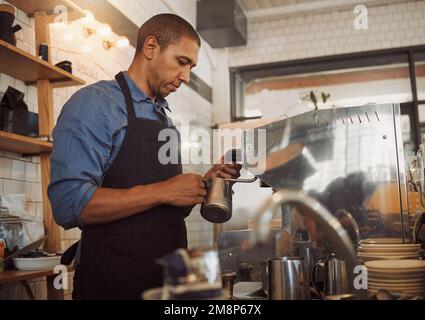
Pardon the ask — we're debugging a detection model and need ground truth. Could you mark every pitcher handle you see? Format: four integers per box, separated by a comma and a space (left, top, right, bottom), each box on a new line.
312, 261, 325, 298
225, 177, 258, 183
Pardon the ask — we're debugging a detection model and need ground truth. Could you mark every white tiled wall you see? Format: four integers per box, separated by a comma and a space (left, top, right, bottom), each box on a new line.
228, 1, 425, 67
0, 0, 214, 299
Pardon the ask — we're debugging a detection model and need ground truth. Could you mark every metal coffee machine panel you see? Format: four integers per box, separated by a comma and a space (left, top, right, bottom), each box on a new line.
218, 104, 410, 297
243, 103, 409, 241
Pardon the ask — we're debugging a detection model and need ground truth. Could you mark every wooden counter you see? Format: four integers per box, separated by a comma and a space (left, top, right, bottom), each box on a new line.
0, 266, 74, 300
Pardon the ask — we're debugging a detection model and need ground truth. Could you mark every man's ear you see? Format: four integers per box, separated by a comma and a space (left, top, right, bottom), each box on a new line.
143, 36, 159, 60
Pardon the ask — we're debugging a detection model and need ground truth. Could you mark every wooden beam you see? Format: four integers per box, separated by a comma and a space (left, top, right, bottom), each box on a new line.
40, 153, 60, 253
34, 11, 52, 63
34, 12, 61, 254
37, 80, 54, 136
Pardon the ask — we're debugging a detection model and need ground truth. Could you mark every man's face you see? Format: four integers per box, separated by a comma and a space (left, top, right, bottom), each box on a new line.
148, 37, 199, 99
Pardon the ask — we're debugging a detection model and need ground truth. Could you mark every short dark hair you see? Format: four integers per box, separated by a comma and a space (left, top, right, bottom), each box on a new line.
136, 13, 201, 53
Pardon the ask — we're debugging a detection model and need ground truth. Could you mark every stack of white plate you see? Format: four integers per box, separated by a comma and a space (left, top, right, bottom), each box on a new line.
365, 260, 425, 296
360, 238, 404, 245
358, 239, 421, 262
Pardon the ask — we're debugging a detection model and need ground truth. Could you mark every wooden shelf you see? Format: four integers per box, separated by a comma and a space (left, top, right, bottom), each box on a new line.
0, 266, 74, 300
0, 131, 52, 154
0, 268, 58, 285
7, 0, 85, 21
0, 39, 85, 88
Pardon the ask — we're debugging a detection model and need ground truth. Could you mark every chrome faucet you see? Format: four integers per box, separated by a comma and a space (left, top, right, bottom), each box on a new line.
250, 189, 359, 292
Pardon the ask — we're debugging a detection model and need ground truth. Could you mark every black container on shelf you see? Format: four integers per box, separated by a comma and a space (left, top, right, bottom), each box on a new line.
0, 86, 39, 137
0, 4, 22, 46
38, 43, 49, 61
55, 60, 72, 74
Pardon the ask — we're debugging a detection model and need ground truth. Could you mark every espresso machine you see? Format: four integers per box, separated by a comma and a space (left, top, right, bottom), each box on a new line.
217, 103, 412, 299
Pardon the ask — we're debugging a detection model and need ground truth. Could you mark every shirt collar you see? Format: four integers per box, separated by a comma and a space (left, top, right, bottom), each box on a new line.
122, 71, 171, 112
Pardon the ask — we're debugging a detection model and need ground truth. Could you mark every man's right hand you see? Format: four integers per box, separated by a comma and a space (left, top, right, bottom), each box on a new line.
160, 173, 207, 206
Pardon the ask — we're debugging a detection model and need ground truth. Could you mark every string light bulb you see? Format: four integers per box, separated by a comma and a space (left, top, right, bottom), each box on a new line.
51, 22, 68, 31
103, 36, 129, 50
82, 10, 96, 37
97, 23, 112, 37
116, 36, 129, 48
81, 10, 94, 24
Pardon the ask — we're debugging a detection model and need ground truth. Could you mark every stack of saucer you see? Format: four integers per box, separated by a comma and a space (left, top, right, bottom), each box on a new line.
365, 260, 425, 296
358, 239, 421, 262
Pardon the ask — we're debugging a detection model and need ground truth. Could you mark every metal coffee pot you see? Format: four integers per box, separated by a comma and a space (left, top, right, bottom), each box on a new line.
312, 253, 349, 297
201, 175, 257, 223
268, 256, 310, 300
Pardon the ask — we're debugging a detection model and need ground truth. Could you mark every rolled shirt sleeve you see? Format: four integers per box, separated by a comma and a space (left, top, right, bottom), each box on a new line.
48, 87, 115, 230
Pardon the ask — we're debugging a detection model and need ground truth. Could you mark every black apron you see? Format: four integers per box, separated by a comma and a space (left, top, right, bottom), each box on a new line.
72, 72, 187, 300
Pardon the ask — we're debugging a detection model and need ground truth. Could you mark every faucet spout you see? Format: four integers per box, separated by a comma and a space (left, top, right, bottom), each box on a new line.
251, 189, 359, 291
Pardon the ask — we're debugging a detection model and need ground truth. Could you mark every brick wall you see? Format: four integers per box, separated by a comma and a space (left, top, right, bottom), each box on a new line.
228, 1, 425, 67
0, 0, 214, 299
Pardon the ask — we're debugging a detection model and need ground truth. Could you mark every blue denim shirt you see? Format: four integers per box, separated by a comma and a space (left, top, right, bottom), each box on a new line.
48, 72, 170, 230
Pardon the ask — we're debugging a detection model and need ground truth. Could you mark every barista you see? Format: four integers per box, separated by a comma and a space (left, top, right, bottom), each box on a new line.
48, 14, 241, 299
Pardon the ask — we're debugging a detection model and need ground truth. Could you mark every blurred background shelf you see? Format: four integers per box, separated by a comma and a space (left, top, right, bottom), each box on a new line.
0, 39, 85, 88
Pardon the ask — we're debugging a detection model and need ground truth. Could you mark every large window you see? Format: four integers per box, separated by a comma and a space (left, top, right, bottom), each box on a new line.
243, 64, 412, 119
231, 46, 425, 153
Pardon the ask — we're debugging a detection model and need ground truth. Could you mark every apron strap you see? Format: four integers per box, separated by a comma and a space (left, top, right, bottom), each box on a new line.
115, 71, 136, 119
60, 240, 80, 265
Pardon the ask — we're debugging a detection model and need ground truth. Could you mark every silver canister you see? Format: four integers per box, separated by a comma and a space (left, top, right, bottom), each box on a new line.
201, 176, 257, 224
326, 257, 348, 296
312, 254, 349, 297
268, 256, 309, 300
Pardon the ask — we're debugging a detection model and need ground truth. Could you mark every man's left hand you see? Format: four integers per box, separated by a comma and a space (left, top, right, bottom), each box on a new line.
204, 162, 242, 181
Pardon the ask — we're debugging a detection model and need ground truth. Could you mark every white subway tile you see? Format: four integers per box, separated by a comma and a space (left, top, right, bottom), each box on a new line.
35, 203, 43, 219
11, 160, 26, 181
26, 202, 36, 216
0, 73, 15, 92
0, 158, 12, 179
30, 183, 42, 202
25, 162, 40, 182
31, 156, 40, 164
4, 179, 18, 194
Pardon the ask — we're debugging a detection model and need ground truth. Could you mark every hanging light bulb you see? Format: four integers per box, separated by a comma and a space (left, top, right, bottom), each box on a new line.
103, 39, 114, 50
103, 36, 130, 50
82, 10, 96, 37
81, 10, 94, 24
83, 27, 96, 37
116, 36, 129, 48
51, 22, 68, 31
97, 23, 112, 37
